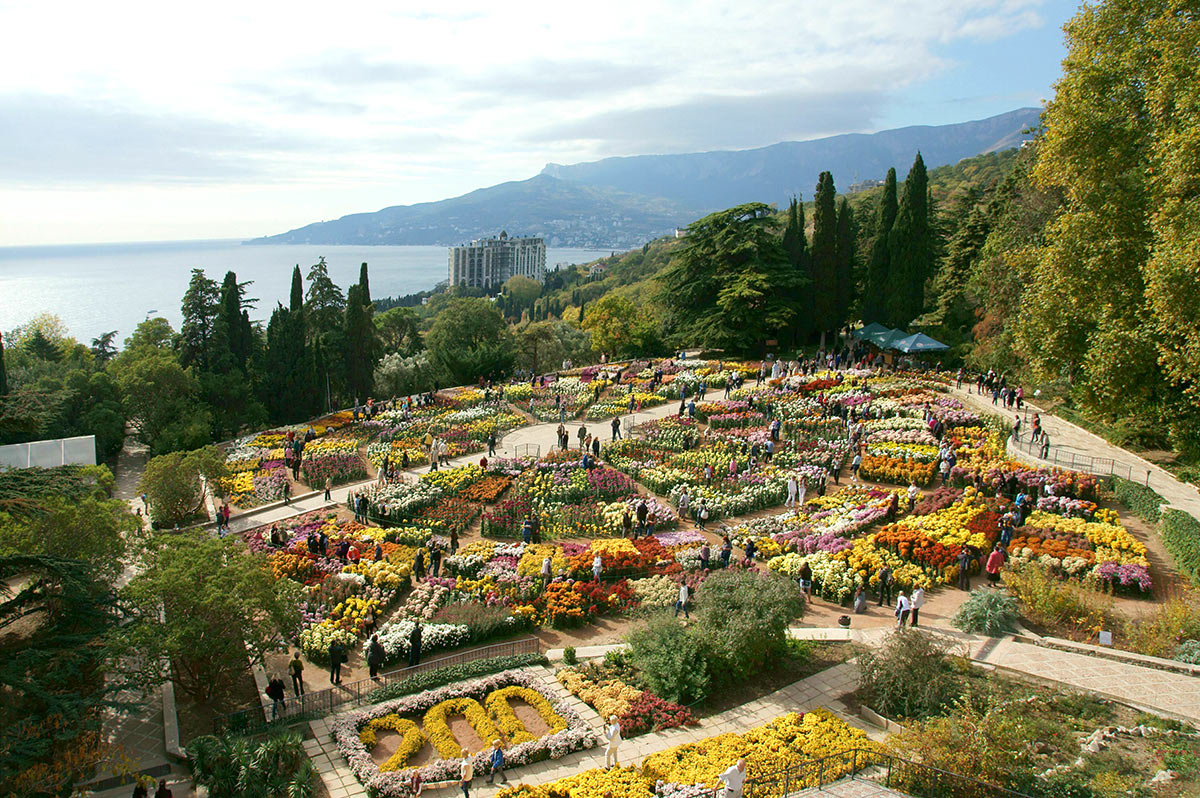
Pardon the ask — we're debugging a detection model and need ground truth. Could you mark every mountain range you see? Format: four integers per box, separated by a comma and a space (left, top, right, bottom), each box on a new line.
249, 107, 1039, 249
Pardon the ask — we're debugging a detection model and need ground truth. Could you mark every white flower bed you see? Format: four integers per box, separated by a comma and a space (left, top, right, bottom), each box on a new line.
332, 669, 596, 795
371, 618, 470, 664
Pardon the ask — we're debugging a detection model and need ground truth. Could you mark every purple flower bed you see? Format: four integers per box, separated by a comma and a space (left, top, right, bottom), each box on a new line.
1095, 561, 1152, 593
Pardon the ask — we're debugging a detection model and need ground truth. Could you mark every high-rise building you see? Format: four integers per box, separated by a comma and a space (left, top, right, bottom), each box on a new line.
448, 231, 546, 289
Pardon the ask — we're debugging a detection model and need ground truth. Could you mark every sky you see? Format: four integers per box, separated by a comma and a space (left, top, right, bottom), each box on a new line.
0, 0, 1079, 246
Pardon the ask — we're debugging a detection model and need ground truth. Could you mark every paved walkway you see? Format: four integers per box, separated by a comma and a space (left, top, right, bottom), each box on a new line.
949, 385, 1200, 521
794, 781, 909, 798
305, 661, 871, 798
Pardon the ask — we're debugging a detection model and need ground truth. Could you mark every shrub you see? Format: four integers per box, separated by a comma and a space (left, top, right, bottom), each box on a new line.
431, 602, 527, 643
1175, 639, 1200, 665
1002, 561, 1114, 640
1119, 597, 1200, 658
1160, 509, 1200, 586
562, 646, 577, 666
692, 569, 804, 684
858, 630, 964, 720
363, 652, 548, 704
625, 615, 711, 705
952, 590, 1019, 636
189, 731, 315, 798
1111, 477, 1163, 523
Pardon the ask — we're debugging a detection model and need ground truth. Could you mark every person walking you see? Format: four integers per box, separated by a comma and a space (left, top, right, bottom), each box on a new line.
895, 590, 911, 628
674, 582, 689, 618
797, 559, 812, 600
611, 416, 621, 441
540, 554, 553, 589
488, 432, 497, 457
698, 501, 709, 530
876, 564, 893, 606
719, 759, 747, 798
366, 634, 386, 680
522, 517, 533, 544
851, 451, 862, 482
853, 586, 867, 614
720, 535, 732, 568
154, 779, 173, 798
486, 739, 506, 784
985, 544, 1006, 586
797, 476, 807, 506
409, 621, 423, 667
329, 640, 345, 684
907, 481, 920, 513
604, 715, 622, 768
266, 675, 287, 720
459, 749, 474, 798
910, 585, 926, 626
785, 475, 797, 507
430, 546, 442, 578
288, 651, 305, 696
592, 553, 603, 581
699, 542, 710, 571
324, 476, 332, 502
957, 546, 973, 591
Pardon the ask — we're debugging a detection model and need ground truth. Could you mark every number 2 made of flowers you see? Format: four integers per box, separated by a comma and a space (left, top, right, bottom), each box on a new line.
485, 686, 568, 745
423, 698, 502, 758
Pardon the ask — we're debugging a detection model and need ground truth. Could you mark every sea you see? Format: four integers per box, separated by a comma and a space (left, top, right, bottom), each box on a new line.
0, 239, 617, 343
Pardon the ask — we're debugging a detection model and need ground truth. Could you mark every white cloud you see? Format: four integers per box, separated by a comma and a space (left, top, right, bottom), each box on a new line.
0, 0, 1065, 243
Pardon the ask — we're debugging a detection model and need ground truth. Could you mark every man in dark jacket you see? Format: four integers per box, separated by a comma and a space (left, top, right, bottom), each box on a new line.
366, 633, 386, 680
409, 622, 423, 667
329, 640, 346, 684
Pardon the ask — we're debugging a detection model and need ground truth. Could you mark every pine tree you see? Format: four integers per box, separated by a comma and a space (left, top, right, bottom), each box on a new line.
304, 257, 345, 343
289, 265, 304, 313
179, 269, 219, 370
863, 168, 898, 325
887, 153, 932, 327
213, 271, 250, 372
810, 172, 839, 348
835, 197, 856, 331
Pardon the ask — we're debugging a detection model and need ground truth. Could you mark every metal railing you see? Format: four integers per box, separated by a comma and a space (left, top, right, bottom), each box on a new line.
690, 748, 1032, 798
1008, 433, 1136, 481
513, 443, 541, 459
213, 637, 541, 736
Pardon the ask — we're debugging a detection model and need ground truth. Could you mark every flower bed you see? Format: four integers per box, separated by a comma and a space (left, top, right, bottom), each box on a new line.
556, 666, 697, 736
333, 669, 595, 795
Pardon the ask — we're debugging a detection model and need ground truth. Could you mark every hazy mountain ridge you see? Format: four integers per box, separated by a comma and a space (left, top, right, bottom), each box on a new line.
250, 109, 1039, 248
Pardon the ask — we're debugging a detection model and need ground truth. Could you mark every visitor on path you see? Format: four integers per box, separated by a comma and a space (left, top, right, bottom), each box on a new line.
621, 509, 633, 538
895, 591, 911, 628
522, 517, 533, 544
282, 479, 290, 505
853, 587, 867, 614
907, 482, 920, 513
719, 758, 747, 797
957, 547, 973, 591
324, 476, 332, 501
486, 739, 506, 784
367, 634, 386, 680
266, 675, 287, 719
699, 542, 710, 570
986, 545, 1006, 586
408, 770, 423, 796
604, 715, 623, 768
593, 554, 603, 581
132, 779, 149, 798
413, 549, 426, 581
154, 779, 172, 798
488, 432, 497, 457
1040, 434, 1051, 459
592, 437, 601, 459
851, 451, 862, 482
720, 535, 732, 567
329, 641, 345, 684
611, 416, 622, 440
910, 586, 925, 627
876, 565, 893, 606
541, 555, 553, 588
636, 501, 649, 536
289, 651, 304, 696
797, 560, 812, 599
675, 583, 689, 618
797, 476, 807, 506
409, 621, 423, 667
578, 423, 588, 449
459, 749, 474, 797
785, 475, 798, 507
678, 489, 690, 521
743, 538, 757, 565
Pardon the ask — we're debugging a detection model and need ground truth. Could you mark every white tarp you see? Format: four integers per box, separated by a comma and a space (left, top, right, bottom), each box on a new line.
0, 436, 96, 469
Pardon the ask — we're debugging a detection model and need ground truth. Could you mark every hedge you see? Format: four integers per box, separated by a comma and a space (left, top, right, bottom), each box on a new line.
364, 652, 548, 704
1112, 477, 1164, 523
1160, 509, 1200, 586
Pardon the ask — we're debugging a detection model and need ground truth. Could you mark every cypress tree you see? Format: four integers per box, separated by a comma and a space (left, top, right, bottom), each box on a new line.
863, 168, 898, 325
887, 153, 932, 326
0, 330, 7, 397
810, 172, 839, 348
289, 265, 304, 313
781, 196, 809, 271
834, 197, 856, 331
343, 284, 378, 402
359, 262, 371, 306
213, 271, 248, 372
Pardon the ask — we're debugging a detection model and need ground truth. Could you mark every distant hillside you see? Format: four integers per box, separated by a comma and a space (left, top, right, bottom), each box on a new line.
248, 174, 698, 249
541, 108, 1039, 210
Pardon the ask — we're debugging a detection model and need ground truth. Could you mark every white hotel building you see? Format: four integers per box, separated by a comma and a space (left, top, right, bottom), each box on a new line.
447, 231, 546, 289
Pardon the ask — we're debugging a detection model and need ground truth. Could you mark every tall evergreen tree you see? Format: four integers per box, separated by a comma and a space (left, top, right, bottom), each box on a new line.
834, 197, 856, 331
213, 271, 251, 372
264, 303, 317, 423
289, 265, 304, 313
809, 172, 839, 348
781, 196, 809, 270
863, 168, 898, 325
304, 257, 345, 342
358, 262, 371, 306
179, 269, 220, 370
343, 284, 377, 402
0, 331, 7, 397
887, 153, 932, 327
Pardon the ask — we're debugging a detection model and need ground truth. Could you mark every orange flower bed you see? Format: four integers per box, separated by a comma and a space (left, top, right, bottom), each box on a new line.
460, 475, 512, 503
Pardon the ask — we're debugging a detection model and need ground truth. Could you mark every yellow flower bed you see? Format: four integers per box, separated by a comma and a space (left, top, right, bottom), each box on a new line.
880, 486, 992, 550
1025, 510, 1149, 565
517, 544, 568, 578
496, 710, 873, 798
843, 538, 935, 590
423, 697, 502, 758
556, 668, 642, 720
485, 686, 567, 745
588, 539, 639, 558
358, 714, 426, 771
343, 558, 412, 589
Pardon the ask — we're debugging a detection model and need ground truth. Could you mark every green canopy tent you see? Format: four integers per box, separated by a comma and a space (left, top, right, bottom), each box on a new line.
890, 332, 949, 353
864, 328, 907, 349
852, 322, 890, 341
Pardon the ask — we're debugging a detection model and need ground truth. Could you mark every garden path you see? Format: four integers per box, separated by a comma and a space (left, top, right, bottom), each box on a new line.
304, 661, 871, 798
948, 384, 1200, 522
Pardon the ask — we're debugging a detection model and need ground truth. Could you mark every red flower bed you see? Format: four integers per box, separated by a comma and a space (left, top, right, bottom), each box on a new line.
618, 691, 698, 736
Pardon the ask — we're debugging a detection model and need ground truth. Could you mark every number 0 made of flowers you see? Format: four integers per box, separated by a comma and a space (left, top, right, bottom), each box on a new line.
357, 714, 426, 772
423, 698, 502, 759
485, 686, 568, 745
